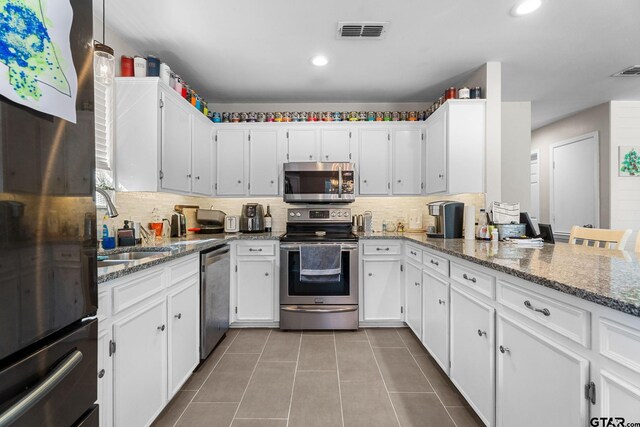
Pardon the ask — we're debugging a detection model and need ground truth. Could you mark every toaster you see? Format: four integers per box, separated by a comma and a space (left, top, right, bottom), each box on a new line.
224, 215, 240, 233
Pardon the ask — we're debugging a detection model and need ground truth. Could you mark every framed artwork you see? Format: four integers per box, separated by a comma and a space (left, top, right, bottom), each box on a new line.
619, 146, 640, 177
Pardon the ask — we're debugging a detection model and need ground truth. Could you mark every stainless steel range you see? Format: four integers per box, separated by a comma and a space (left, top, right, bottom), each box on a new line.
280, 207, 358, 330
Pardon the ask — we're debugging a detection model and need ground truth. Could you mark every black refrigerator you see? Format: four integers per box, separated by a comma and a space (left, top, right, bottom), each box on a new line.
0, 0, 99, 425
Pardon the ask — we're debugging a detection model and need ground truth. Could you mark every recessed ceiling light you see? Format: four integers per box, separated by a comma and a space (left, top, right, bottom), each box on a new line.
311, 55, 329, 67
511, 0, 542, 16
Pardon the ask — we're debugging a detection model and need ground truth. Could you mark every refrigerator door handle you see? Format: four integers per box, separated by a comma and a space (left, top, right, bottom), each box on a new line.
0, 350, 83, 427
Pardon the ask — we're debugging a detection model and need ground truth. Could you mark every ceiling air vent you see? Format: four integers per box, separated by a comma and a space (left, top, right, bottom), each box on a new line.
337, 21, 389, 39
612, 65, 640, 77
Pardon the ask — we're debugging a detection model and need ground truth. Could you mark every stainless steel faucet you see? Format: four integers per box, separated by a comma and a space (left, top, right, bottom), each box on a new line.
96, 188, 119, 218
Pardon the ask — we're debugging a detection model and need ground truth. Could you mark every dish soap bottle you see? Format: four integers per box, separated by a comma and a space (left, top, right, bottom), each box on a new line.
264, 205, 272, 233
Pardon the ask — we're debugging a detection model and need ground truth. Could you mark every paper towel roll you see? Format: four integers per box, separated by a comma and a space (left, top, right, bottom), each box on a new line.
464, 205, 475, 240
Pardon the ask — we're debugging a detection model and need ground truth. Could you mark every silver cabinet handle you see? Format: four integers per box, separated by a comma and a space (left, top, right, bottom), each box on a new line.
0, 350, 83, 426
415, 282, 420, 286
174, 313, 182, 319
410, 250, 417, 256
430, 259, 439, 266
499, 345, 510, 354
195, 176, 200, 180
376, 247, 390, 251
363, 179, 368, 183
265, 272, 269, 276
368, 273, 373, 276
477, 329, 487, 337
462, 273, 477, 283
248, 248, 263, 252
309, 155, 313, 160
524, 300, 551, 316
270, 180, 274, 184
157, 325, 165, 331
98, 369, 105, 379
438, 174, 444, 178
325, 155, 329, 159
397, 179, 402, 183
187, 174, 192, 178
438, 299, 445, 305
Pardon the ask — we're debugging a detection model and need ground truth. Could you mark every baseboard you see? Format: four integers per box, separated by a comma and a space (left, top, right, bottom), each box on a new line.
230, 322, 280, 328
358, 321, 408, 328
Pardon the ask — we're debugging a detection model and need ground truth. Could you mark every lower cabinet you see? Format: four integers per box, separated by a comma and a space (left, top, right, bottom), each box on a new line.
97, 328, 112, 427
496, 314, 589, 427
404, 261, 422, 337
362, 258, 403, 322
168, 281, 200, 396
450, 284, 495, 426
422, 270, 450, 373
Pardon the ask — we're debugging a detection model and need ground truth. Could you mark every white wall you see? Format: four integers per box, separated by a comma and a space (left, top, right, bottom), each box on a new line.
501, 102, 532, 212
93, 17, 141, 76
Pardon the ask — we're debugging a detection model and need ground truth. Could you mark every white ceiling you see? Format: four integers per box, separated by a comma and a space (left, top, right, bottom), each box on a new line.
95, 0, 640, 128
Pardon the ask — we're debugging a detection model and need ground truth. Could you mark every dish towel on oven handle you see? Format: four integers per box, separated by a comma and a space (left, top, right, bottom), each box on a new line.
491, 201, 520, 225
300, 244, 341, 283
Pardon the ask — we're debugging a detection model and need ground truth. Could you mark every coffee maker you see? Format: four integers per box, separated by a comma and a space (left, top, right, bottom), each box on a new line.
240, 203, 265, 232
426, 201, 464, 238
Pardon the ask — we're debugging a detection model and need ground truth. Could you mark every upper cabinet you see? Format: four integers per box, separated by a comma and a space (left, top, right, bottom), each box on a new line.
160, 92, 192, 194
392, 128, 423, 195
286, 127, 352, 163
287, 129, 317, 162
248, 129, 279, 196
320, 129, 352, 162
425, 100, 485, 195
358, 128, 390, 195
215, 129, 246, 196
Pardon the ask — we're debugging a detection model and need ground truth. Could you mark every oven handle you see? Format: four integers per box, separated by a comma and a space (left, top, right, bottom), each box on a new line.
280, 243, 358, 250
281, 306, 358, 314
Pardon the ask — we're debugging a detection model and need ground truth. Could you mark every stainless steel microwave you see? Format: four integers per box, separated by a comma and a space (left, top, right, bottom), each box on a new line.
283, 162, 355, 203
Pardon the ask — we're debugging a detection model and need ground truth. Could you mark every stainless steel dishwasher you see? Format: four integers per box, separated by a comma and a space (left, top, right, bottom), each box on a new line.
200, 244, 230, 360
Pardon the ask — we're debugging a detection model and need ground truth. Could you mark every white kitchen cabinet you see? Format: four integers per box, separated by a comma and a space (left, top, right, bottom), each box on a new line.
404, 260, 423, 338
113, 298, 167, 427
596, 370, 640, 423
191, 114, 214, 195
450, 285, 495, 426
496, 314, 589, 427
392, 128, 423, 195
167, 280, 199, 397
236, 258, 276, 322
287, 128, 317, 162
97, 328, 112, 427
216, 129, 246, 196
424, 100, 485, 195
358, 129, 390, 195
422, 270, 449, 373
321, 128, 352, 162
249, 129, 279, 195
160, 91, 192, 193
362, 259, 403, 322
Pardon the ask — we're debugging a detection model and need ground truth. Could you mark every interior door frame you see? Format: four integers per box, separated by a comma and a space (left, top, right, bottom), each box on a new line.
530, 148, 540, 221
549, 131, 600, 236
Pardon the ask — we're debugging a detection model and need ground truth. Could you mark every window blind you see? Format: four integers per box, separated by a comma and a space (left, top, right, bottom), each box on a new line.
94, 79, 113, 171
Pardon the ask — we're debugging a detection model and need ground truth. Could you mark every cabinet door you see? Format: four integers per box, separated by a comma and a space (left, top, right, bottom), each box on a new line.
97, 328, 113, 427
113, 299, 167, 427
168, 281, 199, 397
191, 117, 213, 196
450, 285, 495, 426
596, 370, 640, 423
320, 128, 351, 162
359, 129, 390, 195
288, 129, 317, 162
236, 259, 276, 321
425, 111, 447, 194
405, 262, 422, 337
216, 129, 246, 196
249, 130, 279, 195
392, 129, 423, 195
362, 259, 403, 321
422, 270, 449, 373
496, 314, 589, 427
64, 111, 94, 195
161, 91, 192, 193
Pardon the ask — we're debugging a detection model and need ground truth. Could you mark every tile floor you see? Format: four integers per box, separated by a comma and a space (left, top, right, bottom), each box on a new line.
152, 328, 484, 427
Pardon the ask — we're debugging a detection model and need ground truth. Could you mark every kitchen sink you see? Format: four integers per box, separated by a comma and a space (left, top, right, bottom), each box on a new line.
97, 259, 134, 268
102, 251, 172, 261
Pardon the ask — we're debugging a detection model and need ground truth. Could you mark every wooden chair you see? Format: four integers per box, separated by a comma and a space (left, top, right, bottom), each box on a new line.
568, 226, 632, 250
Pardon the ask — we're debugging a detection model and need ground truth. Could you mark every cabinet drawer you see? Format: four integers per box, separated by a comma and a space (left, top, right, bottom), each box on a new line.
405, 245, 422, 264
497, 280, 590, 347
167, 255, 199, 286
450, 263, 495, 299
363, 242, 402, 256
600, 317, 640, 374
422, 251, 449, 277
237, 242, 276, 256
112, 269, 165, 315
53, 245, 81, 262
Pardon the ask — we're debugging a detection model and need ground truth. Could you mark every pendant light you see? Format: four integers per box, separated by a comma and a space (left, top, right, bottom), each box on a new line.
94, 0, 114, 85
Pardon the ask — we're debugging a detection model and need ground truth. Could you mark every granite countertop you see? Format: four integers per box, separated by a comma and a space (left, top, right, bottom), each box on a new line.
97, 232, 281, 284
358, 231, 640, 317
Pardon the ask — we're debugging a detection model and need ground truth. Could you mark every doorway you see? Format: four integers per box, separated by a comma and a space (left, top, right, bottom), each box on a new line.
549, 132, 599, 236
530, 150, 540, 221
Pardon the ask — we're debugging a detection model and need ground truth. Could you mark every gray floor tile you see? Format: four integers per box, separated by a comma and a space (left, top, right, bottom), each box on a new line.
373, 347, 432, 393
194, 353, 259, 403
340, 380, 399, 427
176, 402, 238, 427
334, 328, 368, 342
302, 330, 335, 336
298, 335, 337, 371
227, 329, 271, 354
181, 345, 226, 391
446, 406, 486, 427
289, 371, 342, 427
366, 328, 406, 347
231, 420, 288, 427
152, 390, 196, 427
336, 340, 382, 383
390, 393, 456, 427
396, 328, 427, 355
235, 362, 296, 419
414, 355, 468, 406
260, 330, 301, 362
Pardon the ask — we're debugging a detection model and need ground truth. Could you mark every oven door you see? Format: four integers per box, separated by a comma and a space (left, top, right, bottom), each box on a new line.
280, 243, 358, 305
283, 162, 355, 203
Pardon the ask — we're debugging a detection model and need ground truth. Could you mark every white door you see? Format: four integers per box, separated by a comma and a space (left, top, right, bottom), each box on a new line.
362, 259, 403, 321
530, 150, 540, 221
216, 130, 246, 196
496, 314, 589, 427
191, 117, 213, 196
404, 261, 422, 337
167, 281, 199, 397
450, 285, 495, 426
160, 91, 192, 193
392, 128, 423, 195
249, 130, 279, 196
236, 259, 276, 321
113, 299, 167, 427
550, 132, 599, 234
422, 270, 449, 373
97, 328, 112, 427
359, 129, 390, 195
288, 129, 317, 162
320, 128, 351, 162
425, 110, 447, 194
